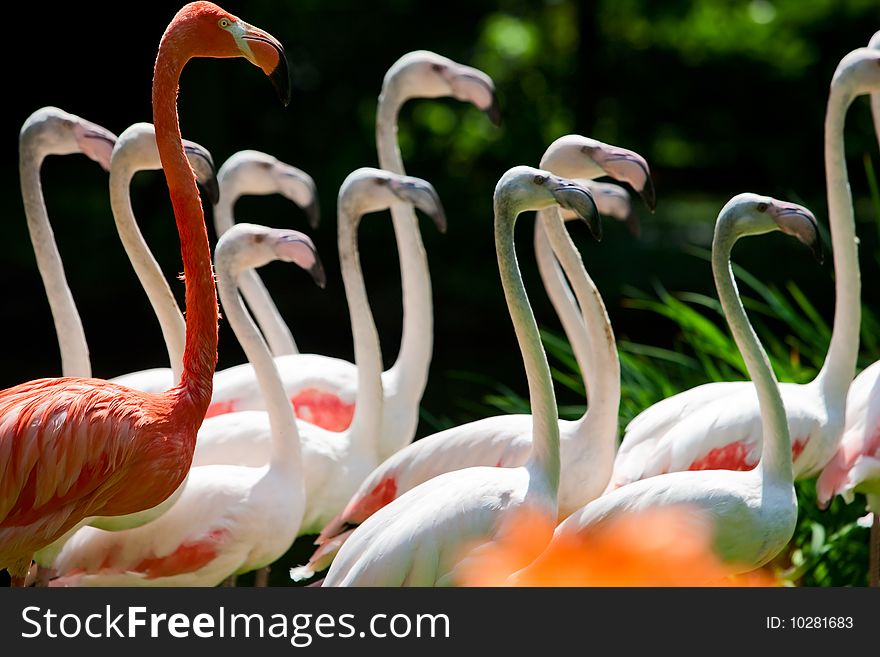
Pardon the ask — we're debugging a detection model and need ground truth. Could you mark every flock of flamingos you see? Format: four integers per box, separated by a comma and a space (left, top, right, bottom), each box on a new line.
0, 2, 878, 587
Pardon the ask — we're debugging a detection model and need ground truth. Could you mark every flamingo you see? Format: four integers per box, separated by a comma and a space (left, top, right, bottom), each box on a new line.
191, 169, 446, 536
0, 1, 289, 585
294, 136, 652, 579
608, 46, 880, 489
204, 51, 500, 443
19, 107, 117, 380
814, 30, 880, 589
213, 150, 319, 358
49, 225, 322, 586
511, 194, 819, 582
318, 166, 599, 587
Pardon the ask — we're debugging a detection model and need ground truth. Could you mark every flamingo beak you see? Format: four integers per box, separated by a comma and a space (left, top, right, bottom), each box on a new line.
303, 197, 321, 230
448, 68, 501, 127
768, 203, 823, 264
589, 145, 656, 213
276, 233, 326, 288
74, 122, 118, 172
553, 182, 602, 241
240, 22, 291, 106
484, 94, 502, 127
390, 177, 448, 234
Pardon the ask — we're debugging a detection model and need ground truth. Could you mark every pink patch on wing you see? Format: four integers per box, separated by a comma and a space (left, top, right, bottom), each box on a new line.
204, 399, 236, 419
351, 477, 398, 521
791, 438, 807, 462
688, 440, 757, 471
291, 388, 355, 432
131, 529, 229, 579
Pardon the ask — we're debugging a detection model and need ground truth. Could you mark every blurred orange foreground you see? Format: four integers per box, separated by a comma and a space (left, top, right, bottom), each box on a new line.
457, 506, 779, 587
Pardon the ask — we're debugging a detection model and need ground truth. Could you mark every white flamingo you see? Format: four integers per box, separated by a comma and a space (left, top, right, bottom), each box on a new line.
513, 193, 819, 582
191, 169, 446, 536
47, 225, 322, 586
295, 136, 651, 579
319, 166, 600, 587
212, 149, 319, 358
19, 107, 117, 379
814, 30, 880, 588
204, 51, 499, 444
608, 46, 880, 488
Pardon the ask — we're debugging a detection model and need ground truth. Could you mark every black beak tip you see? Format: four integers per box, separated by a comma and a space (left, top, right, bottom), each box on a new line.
204, 176, 221, 206
270, 56, 292, 107
812, 242, 824, 265
484, 97, 502, 128
305, 199, 321, 230
311, 262, 327, 289
640, 179, 657, 214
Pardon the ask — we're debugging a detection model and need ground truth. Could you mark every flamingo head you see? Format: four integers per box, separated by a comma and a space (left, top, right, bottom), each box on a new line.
496, 166, 602, 241
112, 123, 219, 204
216, 223, 325, 288
831, 47, 880, 99
168, 2, 290, 105
385, 51, 501, 126
217, 151, 320, 229
340, 168, 448, 234
718, 193, 822, 263
541, 135, 656, 213
20, 106, 117, 170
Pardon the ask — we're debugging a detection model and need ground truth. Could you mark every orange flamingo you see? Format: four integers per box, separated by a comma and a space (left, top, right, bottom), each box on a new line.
0, 1, 289, 586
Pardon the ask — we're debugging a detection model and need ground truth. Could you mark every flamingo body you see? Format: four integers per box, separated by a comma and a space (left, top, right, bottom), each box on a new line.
50, 463, 300, 586
611, 381, 834, 487
0, 379, 195, 569
817, 361, 880, 508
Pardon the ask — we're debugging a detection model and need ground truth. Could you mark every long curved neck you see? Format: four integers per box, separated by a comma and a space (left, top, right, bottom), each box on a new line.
495, 197, 560, 493
216, 261, 302, 472
109, 162, 186, 380
533, 219, 591, 397
377, 84, 434, 446
338, 206, 384, 453
712, 225, 792, 484
153, 42, 217, 414
214, 181, 298, 357
816, 91, 861, 405
19, 143, 91, 378
535, 209, 620, 441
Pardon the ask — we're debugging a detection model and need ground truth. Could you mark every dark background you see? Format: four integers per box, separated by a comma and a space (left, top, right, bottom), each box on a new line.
3, 0, 879, 434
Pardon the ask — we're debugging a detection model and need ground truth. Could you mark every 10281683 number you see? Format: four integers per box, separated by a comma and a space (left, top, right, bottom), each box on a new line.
766, 617, 854, 629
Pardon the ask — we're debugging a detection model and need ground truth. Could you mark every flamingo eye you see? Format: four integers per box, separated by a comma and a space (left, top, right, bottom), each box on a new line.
218, 18, 232, 29
534, 175, 547, 185
756, 202, 768, 212
431, 63, 445, 73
